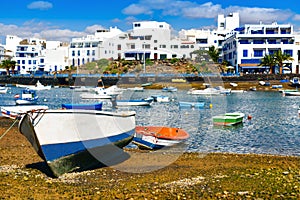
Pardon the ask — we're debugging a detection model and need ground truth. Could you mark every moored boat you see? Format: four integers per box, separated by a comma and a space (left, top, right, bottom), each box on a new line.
212, 112, 245, 126
132, 126, 189, 150
162, 86, 177, 92
15, 89, 39, 105
1, 105, 48, 119
282, 90, 300, 96
18, 109, 136, 177
16, 80, 51, 90
116, 99, 152, 106
61, 103, 103, 110
179, 101, 205, 108
0, 86, 8, 94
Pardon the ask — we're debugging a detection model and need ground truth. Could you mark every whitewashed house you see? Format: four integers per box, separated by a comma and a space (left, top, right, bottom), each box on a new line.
222, 22, 299, 74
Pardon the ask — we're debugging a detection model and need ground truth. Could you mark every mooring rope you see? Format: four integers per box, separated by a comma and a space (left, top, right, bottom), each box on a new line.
0, 119, 18, 140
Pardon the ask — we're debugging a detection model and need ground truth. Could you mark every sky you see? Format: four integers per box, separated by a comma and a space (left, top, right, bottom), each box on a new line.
0, 0, 300, 43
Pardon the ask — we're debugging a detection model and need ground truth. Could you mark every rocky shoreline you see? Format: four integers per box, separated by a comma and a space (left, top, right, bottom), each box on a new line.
0, 118, 299, 199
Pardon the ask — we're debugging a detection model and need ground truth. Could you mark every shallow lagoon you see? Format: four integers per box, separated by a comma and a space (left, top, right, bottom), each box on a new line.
1, 86, 299, 156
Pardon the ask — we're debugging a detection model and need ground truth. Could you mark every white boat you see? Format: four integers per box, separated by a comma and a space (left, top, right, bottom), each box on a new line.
80, 86, 120, 99
1, 105, 49, 119
127, 87, 144, 92
187, 87, 229, 95
18, 109, 136, 177
0, 86, 8, 94
151, 95, 170, 102
80, 93, 113, 99
179, 101, 205, 108
116, 99, 152, 106
96, 85, 124, 95
282, 90, 300, 96
15, 89, 39, 105
73, 86, 95, 92
162, 86, 177, 92
16, 80, 51, 90
230, 82, 238, 87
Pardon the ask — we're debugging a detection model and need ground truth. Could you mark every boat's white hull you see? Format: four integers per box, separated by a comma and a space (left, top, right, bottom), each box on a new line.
0, 87, 8, 94
15, 99, 38, 105
80, 93, 112, 99
18, 109, 136, 176
116, 100, 151, 106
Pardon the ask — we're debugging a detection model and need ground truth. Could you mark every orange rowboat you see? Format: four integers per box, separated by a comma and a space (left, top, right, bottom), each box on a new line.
133, 126, 189, 150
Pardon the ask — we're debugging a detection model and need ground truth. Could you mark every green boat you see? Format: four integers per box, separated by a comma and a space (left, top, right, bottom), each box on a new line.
212, 112, 245, 126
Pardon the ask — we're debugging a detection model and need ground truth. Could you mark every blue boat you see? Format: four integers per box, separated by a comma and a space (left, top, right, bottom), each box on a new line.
62, 103, 103, 110
15, 89, 38, 105
162, 86, 177, 92
179, 101, 205, 108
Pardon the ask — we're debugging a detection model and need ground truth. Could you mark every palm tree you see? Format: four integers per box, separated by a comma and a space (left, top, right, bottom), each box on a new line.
259, 54, 276, 74
207, 46, 220, 63
273, 50, 294, 74
0, 59, 17, 75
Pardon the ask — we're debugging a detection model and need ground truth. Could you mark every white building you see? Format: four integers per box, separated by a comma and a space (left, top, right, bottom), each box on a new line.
69, 27, 124, 66
178, 13, 240, 52
222, 21, 299, 74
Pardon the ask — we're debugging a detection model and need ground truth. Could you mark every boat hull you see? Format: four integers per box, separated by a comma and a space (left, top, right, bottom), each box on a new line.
61, 103, 103, 110
212, 113, 245, 126
179, 101, 205, 108
18, 109, 136, 177
132, 126, 189, 150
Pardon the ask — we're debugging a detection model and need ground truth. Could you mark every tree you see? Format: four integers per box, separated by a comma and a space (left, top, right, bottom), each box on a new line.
273, 50, 294, 74
259, 54, 276, 74
207, 46, 220, 63
0, 59, 16, 75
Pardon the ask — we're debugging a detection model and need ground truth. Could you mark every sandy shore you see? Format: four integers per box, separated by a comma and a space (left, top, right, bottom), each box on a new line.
0, 117, 299, 199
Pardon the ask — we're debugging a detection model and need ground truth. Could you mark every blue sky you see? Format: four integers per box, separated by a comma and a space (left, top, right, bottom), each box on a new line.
0, 0, 300, 42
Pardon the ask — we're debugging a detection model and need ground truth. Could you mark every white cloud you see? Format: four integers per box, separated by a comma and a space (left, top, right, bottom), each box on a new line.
0, 20, 97, 42
226, 6, 293, 24
293, 14, 300, 21
27, 1, 53, 10
182, 2, 222, 19
121, 1, 296, 25
84, 25, 106, 34
122, 4, 152, 15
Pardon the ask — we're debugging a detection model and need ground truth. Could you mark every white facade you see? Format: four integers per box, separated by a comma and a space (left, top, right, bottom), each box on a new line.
223, 22, 299, 73
178, 13, 240, 53
14, 43, 46, 74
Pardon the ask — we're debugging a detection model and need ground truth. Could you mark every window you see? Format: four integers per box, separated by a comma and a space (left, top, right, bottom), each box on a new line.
268, 39, 276, 44
87, 50, 90, 56
254, 50, 263, 57
33, 60, 36, 64
77, 50, 80, 56
117, 44, 121, 50
134, 23, 141, 27
72, 51, 75, 56
284, 50, 293, 56
253, 40, 264, 44
243, 50, 248, 57
22, 60, 25, 64
159, 44, 166, 48
40, 58, 44, 63
154, 40, 157, 43
28, 60, 32, 64
282, 39, 288, 44
239, 40, 249, 44
92, 50, 95, 56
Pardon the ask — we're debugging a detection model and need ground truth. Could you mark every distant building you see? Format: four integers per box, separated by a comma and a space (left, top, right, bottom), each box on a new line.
222, 21, 299, 74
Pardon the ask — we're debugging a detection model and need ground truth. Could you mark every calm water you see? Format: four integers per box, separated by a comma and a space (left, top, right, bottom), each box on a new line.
1, 86, 299, 156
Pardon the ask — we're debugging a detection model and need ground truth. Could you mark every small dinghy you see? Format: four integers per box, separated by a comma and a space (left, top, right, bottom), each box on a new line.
132, 126, 189, 150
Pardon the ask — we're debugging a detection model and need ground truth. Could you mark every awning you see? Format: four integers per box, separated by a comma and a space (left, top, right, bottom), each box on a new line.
125, 51, 151, 54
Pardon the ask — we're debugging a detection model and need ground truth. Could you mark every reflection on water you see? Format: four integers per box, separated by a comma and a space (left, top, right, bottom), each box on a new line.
0, 87, 299, 156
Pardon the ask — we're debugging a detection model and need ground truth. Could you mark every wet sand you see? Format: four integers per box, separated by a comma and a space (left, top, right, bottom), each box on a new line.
0, 117, 299, 199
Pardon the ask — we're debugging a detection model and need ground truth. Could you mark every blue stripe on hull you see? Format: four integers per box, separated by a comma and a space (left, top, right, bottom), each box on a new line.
41, 129, 135, 161
132, 137, 164, 150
